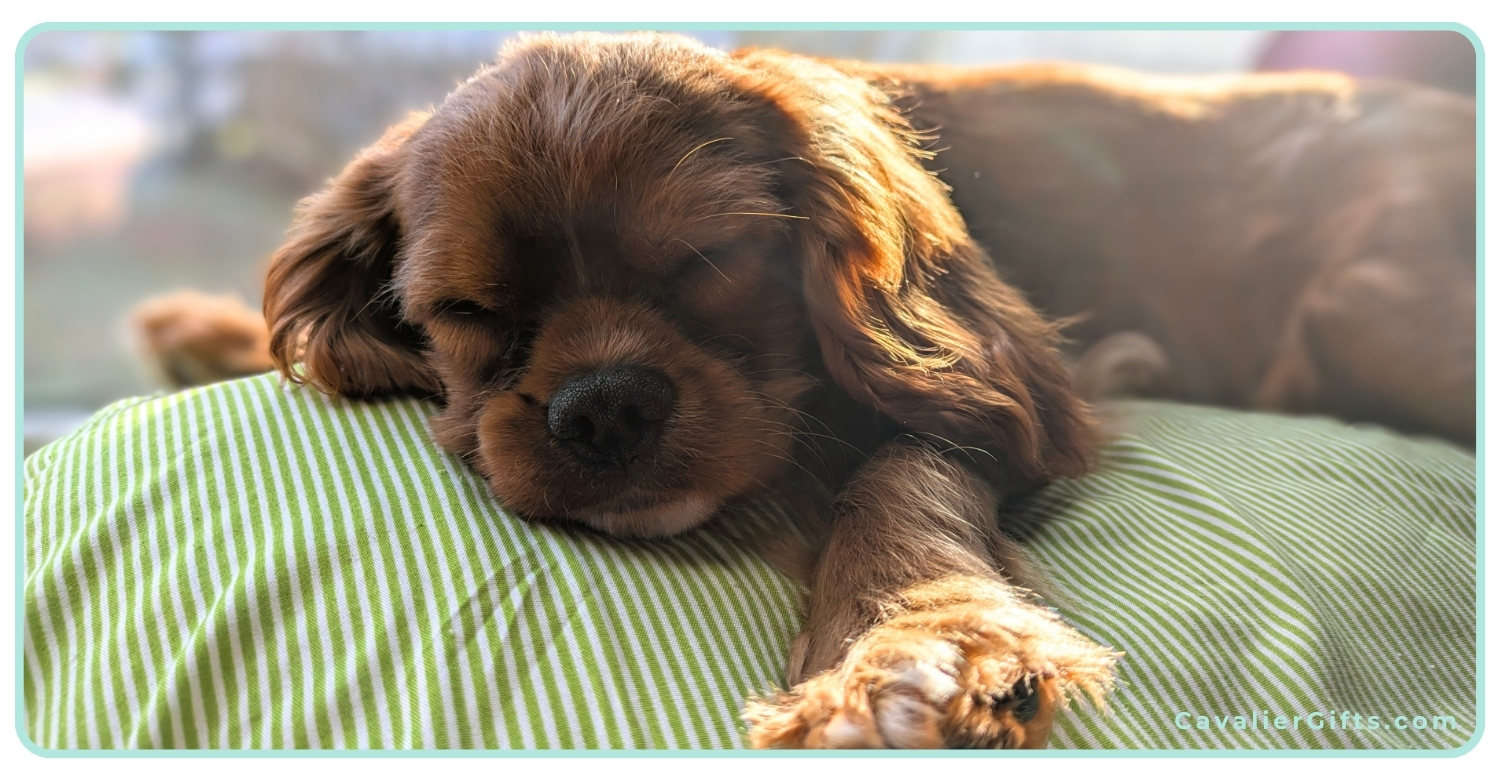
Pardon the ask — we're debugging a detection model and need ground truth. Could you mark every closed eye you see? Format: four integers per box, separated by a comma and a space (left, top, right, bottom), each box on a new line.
434, 299, 504, 322
670, 243, 733, 284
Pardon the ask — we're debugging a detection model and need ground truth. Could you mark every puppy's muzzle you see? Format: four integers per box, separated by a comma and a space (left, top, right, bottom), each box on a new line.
547, 365, 676, 466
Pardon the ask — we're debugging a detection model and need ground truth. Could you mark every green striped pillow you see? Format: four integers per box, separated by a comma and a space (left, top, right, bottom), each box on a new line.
23, 373, 1476, 750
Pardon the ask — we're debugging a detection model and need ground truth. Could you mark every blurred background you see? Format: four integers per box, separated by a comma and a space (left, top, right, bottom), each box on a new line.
21, 29, 1477, 453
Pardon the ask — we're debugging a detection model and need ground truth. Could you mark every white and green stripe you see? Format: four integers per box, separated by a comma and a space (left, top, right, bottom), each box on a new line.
24, 374, 1476, 749
1027, 407, 1476, 749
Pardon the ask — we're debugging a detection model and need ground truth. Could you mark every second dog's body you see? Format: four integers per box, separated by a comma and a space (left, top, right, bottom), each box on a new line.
869, 61, 1474, 443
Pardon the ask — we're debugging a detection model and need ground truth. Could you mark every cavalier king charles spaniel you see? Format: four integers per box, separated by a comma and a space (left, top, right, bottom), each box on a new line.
135, 31, 1475, 748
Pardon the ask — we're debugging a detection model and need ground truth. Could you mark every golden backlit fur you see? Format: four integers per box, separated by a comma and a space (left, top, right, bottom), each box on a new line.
744, 575, 1117, 749
132, 31, 1473, 749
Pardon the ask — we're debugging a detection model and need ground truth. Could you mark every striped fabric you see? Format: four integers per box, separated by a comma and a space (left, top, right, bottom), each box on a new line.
1023, 406, 1476, 749
23, 373, 1476, 750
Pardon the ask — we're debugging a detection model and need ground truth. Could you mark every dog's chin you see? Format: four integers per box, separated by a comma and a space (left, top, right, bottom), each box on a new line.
572, 493, 721, 538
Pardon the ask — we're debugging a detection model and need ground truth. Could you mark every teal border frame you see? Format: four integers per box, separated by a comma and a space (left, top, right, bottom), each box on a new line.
12, 20, 1486, 758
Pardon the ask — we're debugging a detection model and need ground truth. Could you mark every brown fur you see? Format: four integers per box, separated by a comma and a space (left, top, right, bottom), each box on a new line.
860, 61, 1475, 445
131, 290, 275, 389
144, 32, 1473, 748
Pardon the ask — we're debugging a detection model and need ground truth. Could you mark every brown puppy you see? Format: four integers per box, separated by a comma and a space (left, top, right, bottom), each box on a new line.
137, 31, 1475, 748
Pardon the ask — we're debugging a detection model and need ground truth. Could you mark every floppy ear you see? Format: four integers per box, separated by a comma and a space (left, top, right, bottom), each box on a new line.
264, 111, 441, 398
738, 53, 1096, 486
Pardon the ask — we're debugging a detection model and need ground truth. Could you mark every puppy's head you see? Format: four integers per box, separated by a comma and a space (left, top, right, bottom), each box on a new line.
264, 33, 1095, 537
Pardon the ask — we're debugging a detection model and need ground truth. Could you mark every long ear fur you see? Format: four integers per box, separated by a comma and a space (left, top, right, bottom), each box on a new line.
738, 52, 1097, 486
263, 111, 440, 398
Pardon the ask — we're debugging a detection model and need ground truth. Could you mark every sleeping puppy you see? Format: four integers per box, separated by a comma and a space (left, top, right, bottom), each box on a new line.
136, 31, 1475, 748
260, 31, 1114, 748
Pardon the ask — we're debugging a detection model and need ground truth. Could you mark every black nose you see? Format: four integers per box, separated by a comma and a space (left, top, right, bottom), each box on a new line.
546, 366, 675, 465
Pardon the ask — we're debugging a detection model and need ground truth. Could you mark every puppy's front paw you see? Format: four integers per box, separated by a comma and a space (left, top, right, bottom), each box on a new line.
743, 583, 1117, 749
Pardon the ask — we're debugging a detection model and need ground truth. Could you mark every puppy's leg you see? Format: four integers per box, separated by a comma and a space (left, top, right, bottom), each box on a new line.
1257, 258, 1474, 445
129, 290, 275, 389
743, 442, 1116, 749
